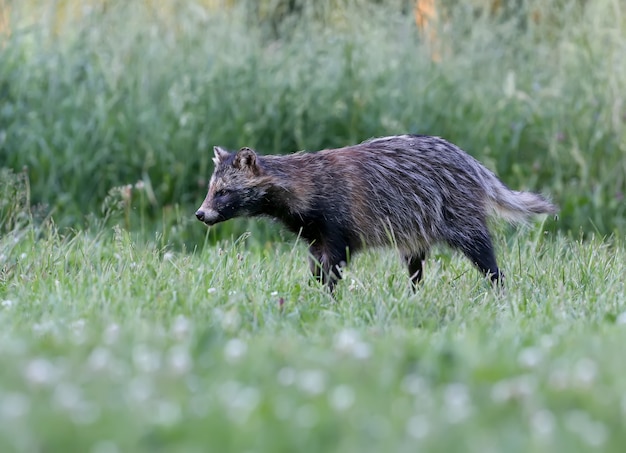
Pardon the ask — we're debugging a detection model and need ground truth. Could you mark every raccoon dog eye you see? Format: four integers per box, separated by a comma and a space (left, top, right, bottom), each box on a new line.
215, 189, 228, 197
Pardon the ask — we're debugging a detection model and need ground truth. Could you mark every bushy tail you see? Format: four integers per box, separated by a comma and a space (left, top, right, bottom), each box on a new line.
487, 178, 558, 223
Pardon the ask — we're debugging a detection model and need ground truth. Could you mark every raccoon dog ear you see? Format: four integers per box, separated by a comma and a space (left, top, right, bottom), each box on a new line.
213, 146, 230, 166
234, 147, 259, 173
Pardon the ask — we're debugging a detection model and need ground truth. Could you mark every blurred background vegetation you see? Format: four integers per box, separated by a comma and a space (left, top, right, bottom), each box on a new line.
0, 0, 624, 247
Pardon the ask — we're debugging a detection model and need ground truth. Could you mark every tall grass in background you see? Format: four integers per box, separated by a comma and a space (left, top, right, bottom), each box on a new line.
0, 0, 624, 245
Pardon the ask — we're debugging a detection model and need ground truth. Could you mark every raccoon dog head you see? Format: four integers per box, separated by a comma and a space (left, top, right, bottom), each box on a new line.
195, 146, 267, 225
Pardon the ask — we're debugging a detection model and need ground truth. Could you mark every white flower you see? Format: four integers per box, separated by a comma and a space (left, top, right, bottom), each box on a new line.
0, 393, 30, 419
71, 319, 87, 344
223, 338, 247, 364
297, 370, 327, 396
24, 358, 58, 386
87, 347, 111, 372
277, 367, 296, 386
352, 342, 372, 360
329, 385, 355, 411
32, 321, 56, 336
171, 315, 191, 340
133, 345, 161, 373
540, 335, 555, 349
1, 299, 14, 308
217, 381, 260, 424
334, 329, 371, 360
334, 329, 359, 352
406, 414, 430, 439
444, 383, 473, 423
573, 358, 597, 387
402, 374, 428, 395
152, 400, 181, 427
168, 345, 192, 374
72, 319, 86, 332
491, 375, 536, 403
53, 383, 82, 411
229, 387, 260, 423
220, 310, 241, 332
127, 376, 153, 403
565, 410, 608, 447
518, 347, 542, 369
530, 409, 555, 437
103, 323, 120, 345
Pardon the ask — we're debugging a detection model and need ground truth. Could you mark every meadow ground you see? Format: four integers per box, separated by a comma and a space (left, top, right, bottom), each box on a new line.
1, 217, 625, 452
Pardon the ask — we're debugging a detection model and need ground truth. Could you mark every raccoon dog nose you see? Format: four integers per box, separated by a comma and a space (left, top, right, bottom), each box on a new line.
195, 210, 205, 221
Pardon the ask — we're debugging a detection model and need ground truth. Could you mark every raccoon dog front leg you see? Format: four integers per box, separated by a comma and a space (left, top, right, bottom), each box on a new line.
403, 252, 426, 289
308, 243, 348, 292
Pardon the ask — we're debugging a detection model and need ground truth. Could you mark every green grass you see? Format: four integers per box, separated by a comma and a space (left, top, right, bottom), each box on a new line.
1, 175, 625, 451
0, 0, 625, 239
1, 1, 626, 451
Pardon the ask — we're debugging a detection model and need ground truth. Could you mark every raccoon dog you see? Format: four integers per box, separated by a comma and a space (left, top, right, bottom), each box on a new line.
196, 135, 557, 291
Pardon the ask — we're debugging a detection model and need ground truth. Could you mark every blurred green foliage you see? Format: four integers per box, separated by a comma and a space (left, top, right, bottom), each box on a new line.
0, 168, 30, 234
0, 0, 624, 245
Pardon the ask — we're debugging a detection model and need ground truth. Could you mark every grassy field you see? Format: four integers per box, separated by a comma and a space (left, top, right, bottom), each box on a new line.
2, 0, 626, 451
2, 172, 626, 452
